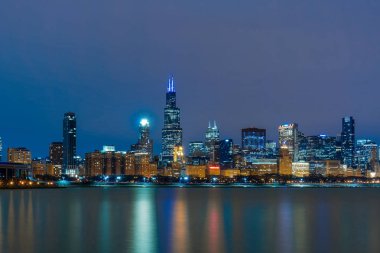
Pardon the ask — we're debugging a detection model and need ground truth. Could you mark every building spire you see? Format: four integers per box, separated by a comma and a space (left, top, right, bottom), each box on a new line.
214, 120, 217, 129
208, 121, 211, 128
167, 74, 175, 92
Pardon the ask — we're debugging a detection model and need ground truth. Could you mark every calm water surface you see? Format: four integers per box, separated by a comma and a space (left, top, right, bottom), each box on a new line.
1, 187, 380, 253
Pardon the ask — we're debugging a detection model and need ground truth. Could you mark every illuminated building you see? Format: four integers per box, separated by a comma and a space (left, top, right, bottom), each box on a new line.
207, 165, 221, 177
7, 147, 32, 164
221, 169, 241, 178
161, 75, 183, 162
278, 146, 292, 175
32, 158, 47, 176
310, 160, 341, 176
326, 160, 342, 176
298, 135, 338, 161
173, 145, 184, 163
63, 112, 77, 176
292, 162, 310, 177
46, 163, 61, 176
241, 127, 266, 150
188, 141, 206, 157
318, 135, 338, 160
102, 150, 123, 175
124, 152, 136, 175
368, 147, 379, 174
219, 139, 233, 169
135, 153, 152, 177
131, 119, 154, 160
205, 121, 220, 163
278, 123, 298, 161
85, 150, 103, 176
49, 142, 63, 165
341, 116, 355, 167
250, 159, 278, 175
186, 165, 206, 178
188, 141, 207, 166
102, 145, 116, 152
356, 139, 378, 173
265, 140, 277, 157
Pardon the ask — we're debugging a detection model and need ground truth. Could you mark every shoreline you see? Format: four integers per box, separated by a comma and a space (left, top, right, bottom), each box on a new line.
2, 182, 380, 189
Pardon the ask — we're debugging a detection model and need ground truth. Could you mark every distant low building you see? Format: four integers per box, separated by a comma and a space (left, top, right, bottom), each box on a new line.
0, 162, 32, 179
186, 165, 206, 178
8, 147, 32, 164
292, 162, 310, 177
221, 169, 240, 178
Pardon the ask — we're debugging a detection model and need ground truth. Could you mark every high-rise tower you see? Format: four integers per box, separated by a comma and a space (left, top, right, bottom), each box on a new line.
341, 116, 355, 167
0, 137, 2, 162
63, 112, 77, 175
161, 75, 183, 162
278, 123, 299, 161
131, 118, 154, 160
205, 121, 220, 163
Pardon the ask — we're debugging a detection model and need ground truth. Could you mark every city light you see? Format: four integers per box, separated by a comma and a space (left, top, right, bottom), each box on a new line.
140, 118, 149, 127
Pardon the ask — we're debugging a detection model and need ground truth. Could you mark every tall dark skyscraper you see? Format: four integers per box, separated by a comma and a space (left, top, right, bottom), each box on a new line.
219, 139, 233, 168
63, 112, 77, 175
341, 116, 355, 167
161, 75, 183, 162
0, 137, 2, 162
49, 142, 63, 165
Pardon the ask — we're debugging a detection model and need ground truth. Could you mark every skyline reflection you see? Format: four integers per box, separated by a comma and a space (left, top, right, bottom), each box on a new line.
1, 188, 380, 253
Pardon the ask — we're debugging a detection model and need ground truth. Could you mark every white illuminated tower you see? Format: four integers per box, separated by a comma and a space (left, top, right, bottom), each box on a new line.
131, 118, 154, 160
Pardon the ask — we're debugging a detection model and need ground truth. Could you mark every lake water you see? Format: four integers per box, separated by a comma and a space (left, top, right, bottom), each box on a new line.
1, 187, 380, 253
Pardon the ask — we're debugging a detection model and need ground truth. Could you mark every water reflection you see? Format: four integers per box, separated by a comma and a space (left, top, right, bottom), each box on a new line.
205, 190, 225, 253
1, 188, 380, 253
171, 192, 189, 253
132, 190, 157, 253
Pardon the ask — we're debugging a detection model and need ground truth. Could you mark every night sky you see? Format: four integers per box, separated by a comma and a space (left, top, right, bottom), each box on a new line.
1, 0, 380, 158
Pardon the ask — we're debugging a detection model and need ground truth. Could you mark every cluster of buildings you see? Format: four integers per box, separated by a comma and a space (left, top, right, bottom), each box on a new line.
1, 76, 379, 181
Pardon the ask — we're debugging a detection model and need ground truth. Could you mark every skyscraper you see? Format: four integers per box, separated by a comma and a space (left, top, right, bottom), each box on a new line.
0, 137, 2, 162
278, 123, 299, 161
161, 75, 183, 162
205, 121, 220, 163
63, 112, 77, 176
219, 139, 233, 168
341, 116, 355, 167
131, 118, 154, 159
241, 127, 266, 150
49, 142, 63, 165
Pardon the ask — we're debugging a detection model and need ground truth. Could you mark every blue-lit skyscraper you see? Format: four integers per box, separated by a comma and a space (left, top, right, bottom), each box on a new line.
63, 112, 77, 175
219, 139, 233, 168
161, 75, 183, 162
241, 127, 266, 150
341, 116, 355, 167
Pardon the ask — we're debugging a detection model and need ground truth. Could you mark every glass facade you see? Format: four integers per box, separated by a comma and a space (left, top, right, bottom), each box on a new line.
341, 116, 355, 167
63, 112, 77, 176
278, 123, 298, 161
161, 76, 183, 162
241, 127, 266, 150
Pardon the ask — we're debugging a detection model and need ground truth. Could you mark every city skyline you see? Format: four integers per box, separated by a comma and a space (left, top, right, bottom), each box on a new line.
1, 0, 380, 158
1, 75, 377, 160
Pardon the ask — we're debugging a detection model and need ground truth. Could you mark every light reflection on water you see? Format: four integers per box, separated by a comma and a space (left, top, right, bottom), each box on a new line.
1, 188, 380, 253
